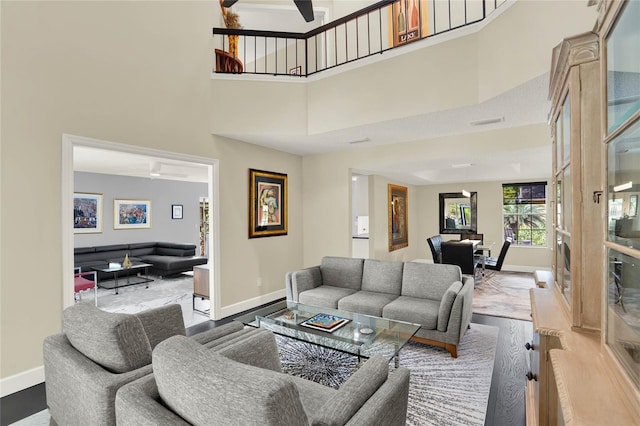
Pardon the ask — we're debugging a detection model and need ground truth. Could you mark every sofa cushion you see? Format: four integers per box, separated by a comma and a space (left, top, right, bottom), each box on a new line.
141, 255, 207, 271
155, 247, 196, 256
338, 291, 398, 317
437, 281, 463, 332
74, 246, 95, 254
63, 303, 152, 373
299, 286, 358, 309
361, 259, 404, 295
153, 336, 308, 426
320, 257, 364, 290
94, 244, 129, 253
401, 262, 462, 300
382, 296, 439, 330
128, 242, 157, 250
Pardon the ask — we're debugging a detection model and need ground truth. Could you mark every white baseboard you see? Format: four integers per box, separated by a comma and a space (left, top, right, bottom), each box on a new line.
501, 264, 542, 273
0, 366, 44, 398
219, 289, 286, 319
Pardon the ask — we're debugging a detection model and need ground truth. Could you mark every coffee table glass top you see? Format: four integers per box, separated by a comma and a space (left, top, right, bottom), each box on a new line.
235, 301, 420, 362
91, 263, 153, 273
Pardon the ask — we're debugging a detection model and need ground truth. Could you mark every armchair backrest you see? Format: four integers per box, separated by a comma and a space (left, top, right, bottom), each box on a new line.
153, 336, 308, 426
63, 303, 153, 373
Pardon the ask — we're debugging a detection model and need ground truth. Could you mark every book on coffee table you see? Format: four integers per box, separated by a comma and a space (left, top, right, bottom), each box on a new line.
300, 313, 350, 333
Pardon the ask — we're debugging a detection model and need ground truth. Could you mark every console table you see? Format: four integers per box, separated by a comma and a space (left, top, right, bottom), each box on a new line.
193, 264, 210, 315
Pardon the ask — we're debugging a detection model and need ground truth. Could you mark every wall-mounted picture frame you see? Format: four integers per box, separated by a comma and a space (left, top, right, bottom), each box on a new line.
629, 195, 638, 217
249, 169, 288, 238
389, 0, 429, 47
388, 184, 408, 251
114, 199, 151, 229
289, 65, 302, 75
172, 204, 183, 219
74, 192, 103, 234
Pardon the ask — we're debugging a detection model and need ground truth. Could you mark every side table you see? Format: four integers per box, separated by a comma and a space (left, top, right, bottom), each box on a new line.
193, 264, 210, 315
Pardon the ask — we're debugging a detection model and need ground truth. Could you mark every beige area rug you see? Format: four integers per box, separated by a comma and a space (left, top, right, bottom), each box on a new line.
473, 271, 536, 321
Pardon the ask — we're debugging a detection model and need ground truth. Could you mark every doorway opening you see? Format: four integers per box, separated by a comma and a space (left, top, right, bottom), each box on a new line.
61, 134, 221, 320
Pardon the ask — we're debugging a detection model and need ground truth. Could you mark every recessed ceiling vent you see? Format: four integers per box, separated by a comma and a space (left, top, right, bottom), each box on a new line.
470, 117, 504, 126
347, 137, 371, 145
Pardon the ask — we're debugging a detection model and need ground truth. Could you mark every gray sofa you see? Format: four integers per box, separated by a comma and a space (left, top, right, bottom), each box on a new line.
74, 242, 207, 278
286, 256, 474, 357
43, 303, 261, 426
115, 331, 411, 426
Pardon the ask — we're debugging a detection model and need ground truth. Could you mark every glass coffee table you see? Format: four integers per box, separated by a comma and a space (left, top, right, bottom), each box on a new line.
235, 300, 420, 367
91, 263, 154, 294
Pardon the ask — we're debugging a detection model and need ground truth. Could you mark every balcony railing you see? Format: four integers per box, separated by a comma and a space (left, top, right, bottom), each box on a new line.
213, 0, 507, 77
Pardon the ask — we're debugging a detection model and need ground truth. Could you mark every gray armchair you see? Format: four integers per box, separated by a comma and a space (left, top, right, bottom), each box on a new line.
43, 303, 251, 426
116, 331, 411, 426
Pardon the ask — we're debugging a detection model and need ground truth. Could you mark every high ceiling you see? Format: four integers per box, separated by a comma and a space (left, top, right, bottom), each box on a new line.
75, 1, 554, 186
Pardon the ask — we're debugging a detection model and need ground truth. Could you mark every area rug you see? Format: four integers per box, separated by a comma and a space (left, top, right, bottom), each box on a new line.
277, 323, 499, 426
473, 271, 535, 321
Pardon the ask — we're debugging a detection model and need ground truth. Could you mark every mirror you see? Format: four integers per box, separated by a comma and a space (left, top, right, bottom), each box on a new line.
439, 192, 477, 234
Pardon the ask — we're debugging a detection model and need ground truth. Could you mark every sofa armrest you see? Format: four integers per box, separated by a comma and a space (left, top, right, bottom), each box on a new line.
447, 277, 474, 339
289, 266, 322, 301
345, 367, 410, 426
189, 321, 244, 344
313, 355, 390, 425
116, 375, 190, 426
436, 281, 464, 332
135, 304, 185, 349
214, 328, 282, 372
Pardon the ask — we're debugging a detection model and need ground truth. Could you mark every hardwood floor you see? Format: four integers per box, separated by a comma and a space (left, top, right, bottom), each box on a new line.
473, 313, 533, 426
0, 312, 532, 426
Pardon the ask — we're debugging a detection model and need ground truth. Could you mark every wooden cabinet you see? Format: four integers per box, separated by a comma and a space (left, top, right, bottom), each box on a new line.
527, 2, 640, 424
548, 31, 603, 332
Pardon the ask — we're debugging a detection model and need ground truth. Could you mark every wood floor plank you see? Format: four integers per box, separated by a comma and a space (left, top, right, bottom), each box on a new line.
472, 313, 533, 426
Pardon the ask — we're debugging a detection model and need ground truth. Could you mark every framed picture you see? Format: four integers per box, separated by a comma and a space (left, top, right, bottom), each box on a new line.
74, 192, 103, 234
388, 184, 408, 251
629, 195, 638, 217
249, 169, 288, 238
172, 204, 183, 219
289, 66, 302, 75
389, 0, 429, 47
114, 199, 151, 229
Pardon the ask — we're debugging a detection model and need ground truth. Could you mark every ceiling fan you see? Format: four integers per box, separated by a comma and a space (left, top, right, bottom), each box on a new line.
221, 0, 315, 23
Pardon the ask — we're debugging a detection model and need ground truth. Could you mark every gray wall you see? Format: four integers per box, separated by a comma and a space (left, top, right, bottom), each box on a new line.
74, 172, 207, 248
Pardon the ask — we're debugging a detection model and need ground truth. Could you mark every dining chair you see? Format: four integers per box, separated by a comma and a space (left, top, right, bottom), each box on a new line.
426, 235, 443, 263
484, 239, 512, 276
441, 240, 480, 278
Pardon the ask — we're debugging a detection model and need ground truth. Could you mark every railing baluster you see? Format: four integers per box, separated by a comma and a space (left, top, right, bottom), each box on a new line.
213, 0, 507, 76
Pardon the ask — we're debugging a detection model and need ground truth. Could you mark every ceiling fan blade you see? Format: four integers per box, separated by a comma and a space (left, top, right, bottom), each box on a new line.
221, 0, 239, 8
293, 0, 314, 22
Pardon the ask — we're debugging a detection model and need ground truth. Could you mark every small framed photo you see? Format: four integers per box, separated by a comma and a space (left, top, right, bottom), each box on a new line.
172, 204, 183, 219
249, 169, 288, 238
114, 199, 151, 229
74, 192, 103, 234
289, 66, 302, 75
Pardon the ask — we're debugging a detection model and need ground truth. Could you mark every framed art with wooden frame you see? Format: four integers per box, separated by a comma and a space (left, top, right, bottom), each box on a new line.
114, 199, 151, 229
388, 184, 408, 251
74, 192, 103, 234
249, 169, 288, 238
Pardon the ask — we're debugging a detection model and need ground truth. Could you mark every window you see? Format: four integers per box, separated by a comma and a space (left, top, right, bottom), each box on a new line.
502, 182, 547, 247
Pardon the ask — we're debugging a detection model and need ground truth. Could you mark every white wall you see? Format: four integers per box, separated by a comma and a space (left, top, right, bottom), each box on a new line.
0, 1, 302, 392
